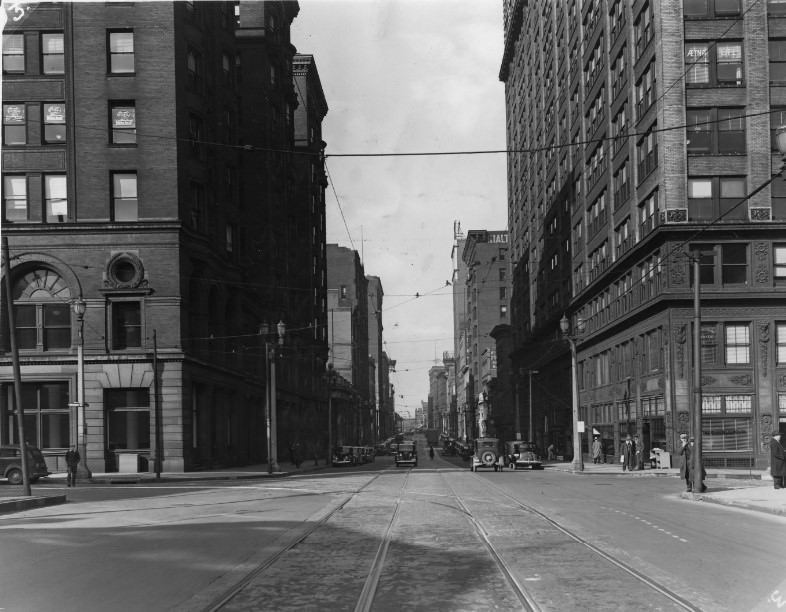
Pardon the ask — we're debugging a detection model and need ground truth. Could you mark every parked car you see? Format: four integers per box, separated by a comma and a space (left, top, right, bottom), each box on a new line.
504, 441, 543, 470
0, 444, 50, 484
394, 441, 417, 467
470, 438, 502, 472
332, 446, 355, 467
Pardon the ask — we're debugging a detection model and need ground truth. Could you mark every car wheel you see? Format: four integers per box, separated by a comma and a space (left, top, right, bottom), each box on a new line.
7, 468, 23, 485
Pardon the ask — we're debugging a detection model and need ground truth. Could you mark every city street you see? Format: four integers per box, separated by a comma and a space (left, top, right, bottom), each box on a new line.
0, 451, 783, 612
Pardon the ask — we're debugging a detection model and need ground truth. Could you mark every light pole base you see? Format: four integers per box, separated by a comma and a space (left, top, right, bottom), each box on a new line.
76, 464, 92, 479
571, 458, 584, 472
268, 461, 280, 473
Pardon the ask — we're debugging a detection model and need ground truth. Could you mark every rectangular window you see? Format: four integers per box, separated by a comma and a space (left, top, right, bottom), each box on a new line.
3, 175, 28, 221
771, 0, 786, 15
112, 173, 138, 221
112, 301, 142, 349
777, 323, 786, 363
684, 0, 741, 16
725, 324, 750, 364
41, 33, 64, 74
105, 388, 150, 450
43, 304, 70, 349
717, 42, 743, 85
721, 244, 747, 284
1, 382, 70, 449
108, 30, 134, 74
688, 177, 746, 222
499, 268, 506, 281
500, 304, 508, 318
701, 324, 718, 366
187, 49, 201, 91
3, 104, 26, 144
686, 42, 743, 86
703, 415, 752, 451
770, 40, 786, 83
110, 102, 136, 144
771, 107, 786, 151
42, 103, 66, 143
499, 286, 507, 300
44, 175, 67, 222
775, 245, 786, 279
14, 305, 37, 350
2, 34, 25, 73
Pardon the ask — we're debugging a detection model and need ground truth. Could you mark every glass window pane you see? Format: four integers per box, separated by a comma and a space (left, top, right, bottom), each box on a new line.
114, 175, 137, 197
42, 34, 64, 53
689, 179, 713, 198
42, 412, 70, 449
685, 44, 709, 83
110, 32, 134, 53
720, 179, 745, 198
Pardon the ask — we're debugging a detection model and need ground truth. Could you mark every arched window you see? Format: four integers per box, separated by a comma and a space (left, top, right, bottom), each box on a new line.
12, 268, 72, 351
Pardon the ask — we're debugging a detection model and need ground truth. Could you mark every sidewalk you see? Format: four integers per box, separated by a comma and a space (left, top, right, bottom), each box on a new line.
0, 459, 328, 515
545, 459, 786, 517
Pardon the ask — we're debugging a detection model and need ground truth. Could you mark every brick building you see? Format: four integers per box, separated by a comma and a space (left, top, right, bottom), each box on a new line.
1, 1, 330, 472
456, 229, 511, 441
500, 0, 786, 467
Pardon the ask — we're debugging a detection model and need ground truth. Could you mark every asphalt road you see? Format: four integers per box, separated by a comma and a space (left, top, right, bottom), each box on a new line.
0, 452, 782, 612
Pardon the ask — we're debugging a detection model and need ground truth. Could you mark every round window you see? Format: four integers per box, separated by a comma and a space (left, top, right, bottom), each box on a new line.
108, 255, 142, 287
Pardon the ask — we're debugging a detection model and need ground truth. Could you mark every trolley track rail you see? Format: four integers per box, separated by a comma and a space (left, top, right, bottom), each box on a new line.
207, 470, 391, 611
468, 472, 703, 612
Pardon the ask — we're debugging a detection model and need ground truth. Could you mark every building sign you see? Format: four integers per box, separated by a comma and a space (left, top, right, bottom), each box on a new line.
112, 107, 136, 128
488, 232, 508, 244
2, 2, 38, 28
3, 105, 24, 123
44, 104, 65, 123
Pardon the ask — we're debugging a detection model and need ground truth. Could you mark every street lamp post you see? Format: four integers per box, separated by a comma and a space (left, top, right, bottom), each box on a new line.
325, 363, 335, 463
528, 369, 538, 444
264, 321, 285, 473
560, 314, 585, 472
72, 298, 91, 478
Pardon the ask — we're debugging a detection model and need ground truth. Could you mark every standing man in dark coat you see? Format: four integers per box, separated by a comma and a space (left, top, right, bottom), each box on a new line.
622, 435, 635, 472
678, 433, 691, 491
65, 446, 80, 487
771, 432, 785, 490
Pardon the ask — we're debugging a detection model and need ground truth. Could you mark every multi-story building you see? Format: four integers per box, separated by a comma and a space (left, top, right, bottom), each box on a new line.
326, 244, 373, 444
458, 229, 511, 440
427, 364, 448, 431
500, 0, 786, 468
1, 0, 331, 472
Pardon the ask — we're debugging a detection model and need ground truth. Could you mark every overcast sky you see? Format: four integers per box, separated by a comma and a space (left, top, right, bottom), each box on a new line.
291, 0, 508, 417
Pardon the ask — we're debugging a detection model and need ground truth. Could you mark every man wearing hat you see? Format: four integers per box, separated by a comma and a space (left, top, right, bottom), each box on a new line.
678, 433, 691, 491
622, 434, 635, 472
771, 432, 785, 490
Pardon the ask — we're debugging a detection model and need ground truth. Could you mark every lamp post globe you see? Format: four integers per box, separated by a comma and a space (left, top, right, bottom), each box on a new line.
776, 125, 786, 156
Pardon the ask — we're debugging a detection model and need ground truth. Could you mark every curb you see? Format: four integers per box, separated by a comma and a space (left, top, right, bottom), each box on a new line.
0, 494, 67, 515
680, 491, 786, 517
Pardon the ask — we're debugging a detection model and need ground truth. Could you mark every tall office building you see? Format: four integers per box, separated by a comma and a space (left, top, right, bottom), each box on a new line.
500, 0, 786, 467
1, 1, 330, 472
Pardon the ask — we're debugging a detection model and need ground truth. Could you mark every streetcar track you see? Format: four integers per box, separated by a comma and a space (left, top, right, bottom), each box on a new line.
475, 474, 702, 612
353, 470, 411, 612
440, 472, 541, 612
208, 470, 389, 611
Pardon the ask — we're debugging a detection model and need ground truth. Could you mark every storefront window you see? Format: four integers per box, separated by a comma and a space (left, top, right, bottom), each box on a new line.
1, 382, 70, 448
702, 416, 752, 451
105, 388, 150, 451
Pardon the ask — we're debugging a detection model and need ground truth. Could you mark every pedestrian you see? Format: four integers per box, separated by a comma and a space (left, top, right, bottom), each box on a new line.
547, 443, 556, 461
495, 454, 505, 472
622, 435, 635, 472
678, 433, 691, 491
429, 445, 435, 460
65, 446, 80, 488
592, 436, 602, 464
634, 435, 643, 470
770, 432, 785, 490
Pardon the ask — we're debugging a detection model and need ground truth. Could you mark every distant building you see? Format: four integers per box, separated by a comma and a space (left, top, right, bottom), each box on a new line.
455, 229, 511, 440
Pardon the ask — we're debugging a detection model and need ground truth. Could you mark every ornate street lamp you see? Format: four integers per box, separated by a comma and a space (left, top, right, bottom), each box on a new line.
262, 321, 284, 473
560, 313, 585, 472
72, 297, 91, 478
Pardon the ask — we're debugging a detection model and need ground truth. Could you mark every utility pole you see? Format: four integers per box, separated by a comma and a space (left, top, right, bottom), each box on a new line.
2, 237, 31, 495
692, 252, 704, 493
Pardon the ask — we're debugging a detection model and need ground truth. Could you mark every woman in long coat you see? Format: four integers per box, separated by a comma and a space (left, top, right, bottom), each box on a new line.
678, 434, 691, 491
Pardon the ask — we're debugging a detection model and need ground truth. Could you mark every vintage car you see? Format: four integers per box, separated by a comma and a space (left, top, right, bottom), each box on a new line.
470, 438, 502, 472
394, 441, 417, 467
504, 441, 543, 470
0, 444, 50, 485
331, 446, 356, 467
